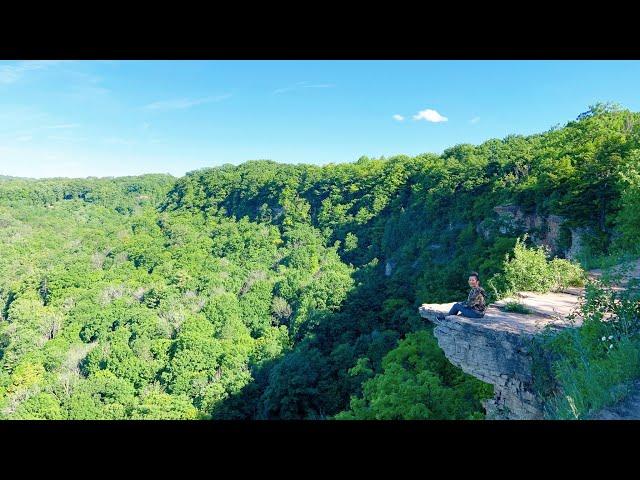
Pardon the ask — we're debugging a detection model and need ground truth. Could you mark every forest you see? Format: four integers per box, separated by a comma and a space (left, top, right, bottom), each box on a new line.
1, 103, 639, 419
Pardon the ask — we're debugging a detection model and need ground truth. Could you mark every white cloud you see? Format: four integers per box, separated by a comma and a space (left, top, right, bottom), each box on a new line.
470, 116, 480, 124
63, 85, 111, 101
413, 109, 448, 123
392, 114, 405, 121
0, 67, 21, 84
0, 60, 68, 84
272, 81, 335, 95
0, 121, 81, 145
144, 94, 231, 111
47, 135, 86, 143
43, 123, 81, 130
272, 87, 293, 95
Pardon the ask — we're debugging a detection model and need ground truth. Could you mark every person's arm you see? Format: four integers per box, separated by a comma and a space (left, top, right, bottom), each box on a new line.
462, 289, 473, 307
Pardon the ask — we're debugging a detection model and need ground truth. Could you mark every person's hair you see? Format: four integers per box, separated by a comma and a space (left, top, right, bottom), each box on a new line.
469, 272, 480, 282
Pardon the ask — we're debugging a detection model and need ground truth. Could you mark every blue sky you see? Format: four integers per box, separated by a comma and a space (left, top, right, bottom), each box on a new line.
1, 60, 639, 178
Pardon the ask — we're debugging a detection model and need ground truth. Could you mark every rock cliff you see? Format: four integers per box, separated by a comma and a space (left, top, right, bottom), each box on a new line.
419, 291, 583, 419
479, 204, 583, 258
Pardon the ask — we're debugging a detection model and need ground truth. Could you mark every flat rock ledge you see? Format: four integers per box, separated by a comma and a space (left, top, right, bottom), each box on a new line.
419, 291, 583, 420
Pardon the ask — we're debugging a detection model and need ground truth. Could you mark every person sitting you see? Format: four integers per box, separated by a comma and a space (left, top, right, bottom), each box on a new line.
447, 272, 486, 319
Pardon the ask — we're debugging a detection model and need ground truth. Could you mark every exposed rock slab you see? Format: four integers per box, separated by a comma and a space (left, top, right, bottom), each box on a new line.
419, 291, 583, 420
492, 205, 567, 257
493, 291, 584, 325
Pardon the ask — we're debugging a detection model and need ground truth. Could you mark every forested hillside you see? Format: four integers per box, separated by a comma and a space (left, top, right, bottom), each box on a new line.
1, 103, 639, 419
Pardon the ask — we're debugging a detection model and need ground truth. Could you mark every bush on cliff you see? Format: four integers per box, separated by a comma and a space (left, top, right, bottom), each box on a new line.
487, 235, 586, 300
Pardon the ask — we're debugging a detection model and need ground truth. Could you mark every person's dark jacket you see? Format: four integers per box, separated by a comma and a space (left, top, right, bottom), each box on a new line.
464, 286, 486, 313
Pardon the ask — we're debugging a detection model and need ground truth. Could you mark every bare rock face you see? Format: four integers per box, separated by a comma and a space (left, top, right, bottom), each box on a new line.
385, 260, 396, 277
492, 204, 569, 257
566, 226, 591, 260
419, 292, 583, 419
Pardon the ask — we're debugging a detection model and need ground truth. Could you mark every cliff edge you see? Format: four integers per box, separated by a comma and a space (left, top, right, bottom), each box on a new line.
419, 291, 583, 419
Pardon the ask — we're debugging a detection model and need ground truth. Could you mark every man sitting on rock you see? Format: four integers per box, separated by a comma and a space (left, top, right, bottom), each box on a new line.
445, 272, 486, 319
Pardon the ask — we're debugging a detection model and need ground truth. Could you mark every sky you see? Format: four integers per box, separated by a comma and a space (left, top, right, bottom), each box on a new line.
1, 60, 640, 179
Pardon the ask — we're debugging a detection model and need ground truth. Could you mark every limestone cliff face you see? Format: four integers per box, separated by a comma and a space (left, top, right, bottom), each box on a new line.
419, 292, 582, 419
491, 205, 568, 257
466, 202, 593, 259
421, 309, 542, 419
566, 226, 593, 261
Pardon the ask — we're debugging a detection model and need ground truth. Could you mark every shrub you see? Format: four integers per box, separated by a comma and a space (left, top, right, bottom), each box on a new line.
501, 301, 532, 314
503, 236, 555, 293
488, 235, 586, 299
548, 258, 586, 290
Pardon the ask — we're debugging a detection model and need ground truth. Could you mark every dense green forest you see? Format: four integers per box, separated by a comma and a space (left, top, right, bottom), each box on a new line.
1, 103, 639, 419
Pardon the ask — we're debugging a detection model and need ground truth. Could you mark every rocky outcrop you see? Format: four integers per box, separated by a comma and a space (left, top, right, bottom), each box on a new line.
419, 291, 583, 419
491, 204, 568, 256
385, 260, 396, 276
566, 226, 592, 261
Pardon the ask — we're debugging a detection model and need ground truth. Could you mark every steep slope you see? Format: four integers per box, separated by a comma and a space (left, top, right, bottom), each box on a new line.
1, 106, 639, 419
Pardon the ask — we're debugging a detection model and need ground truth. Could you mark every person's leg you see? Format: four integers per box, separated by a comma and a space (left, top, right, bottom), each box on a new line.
458, 305, 483, 318
448, 302, 462, 315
